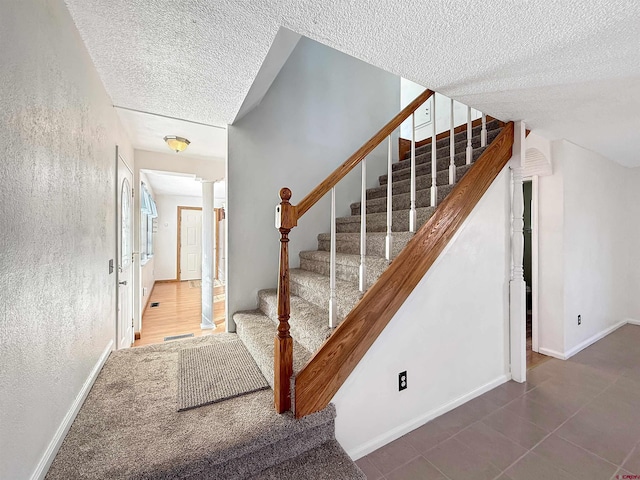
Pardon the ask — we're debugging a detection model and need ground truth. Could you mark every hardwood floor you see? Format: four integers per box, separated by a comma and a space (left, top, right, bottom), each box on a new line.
134, 281, 226, 347
526, 310, 550, 370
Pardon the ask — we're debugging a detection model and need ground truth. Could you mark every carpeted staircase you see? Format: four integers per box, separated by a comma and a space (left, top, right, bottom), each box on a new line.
234, 119, 504, 395
47, 120, 504, 480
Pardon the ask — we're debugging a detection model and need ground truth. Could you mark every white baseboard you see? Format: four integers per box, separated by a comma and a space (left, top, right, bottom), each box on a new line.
30, 340, 113, 480
564, 319, 627, 359
539, 319, 632, 361
537, 347, 567, 360
346, 373, 511, 460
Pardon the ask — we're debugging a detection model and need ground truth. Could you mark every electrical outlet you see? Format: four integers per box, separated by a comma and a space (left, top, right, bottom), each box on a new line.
398, 371, 407, 391
578, 315, 581, 325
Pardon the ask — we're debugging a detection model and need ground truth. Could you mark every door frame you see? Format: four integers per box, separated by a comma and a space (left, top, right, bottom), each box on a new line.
115, 146, 134, 349
177, 206, 203, 281
524, 175, 540, 353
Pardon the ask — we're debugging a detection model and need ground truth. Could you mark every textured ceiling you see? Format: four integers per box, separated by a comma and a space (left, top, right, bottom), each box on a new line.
64, 0, 640, 165
143, 170, 226, 200
115, 107, 227, 160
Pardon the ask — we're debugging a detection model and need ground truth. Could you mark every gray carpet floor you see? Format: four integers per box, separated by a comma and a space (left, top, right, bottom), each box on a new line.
46, 334, 359, 479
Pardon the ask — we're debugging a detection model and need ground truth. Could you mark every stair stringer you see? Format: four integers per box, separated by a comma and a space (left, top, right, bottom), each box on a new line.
293, 122, 515, 418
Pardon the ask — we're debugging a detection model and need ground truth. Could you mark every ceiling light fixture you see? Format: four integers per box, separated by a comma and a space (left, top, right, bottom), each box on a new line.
163, 135, 190, 153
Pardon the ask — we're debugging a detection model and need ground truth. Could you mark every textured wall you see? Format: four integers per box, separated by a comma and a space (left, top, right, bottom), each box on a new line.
227, 37, 400, 328
0, 1, 133, 478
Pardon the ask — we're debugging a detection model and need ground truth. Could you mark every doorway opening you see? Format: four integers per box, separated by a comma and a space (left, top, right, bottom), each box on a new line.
134, 170, 226, 347
523, 179, 549, 369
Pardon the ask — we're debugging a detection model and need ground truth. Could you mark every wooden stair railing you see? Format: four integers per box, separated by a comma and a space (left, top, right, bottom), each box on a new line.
293, 122, 514, 418
274, 88, 434, 413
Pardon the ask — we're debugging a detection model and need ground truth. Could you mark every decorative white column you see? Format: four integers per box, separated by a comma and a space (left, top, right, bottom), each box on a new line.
510, 121, 527, 382
201, 180, 215, 329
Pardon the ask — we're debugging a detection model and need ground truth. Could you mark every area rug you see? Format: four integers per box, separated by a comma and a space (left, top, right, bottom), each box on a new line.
177, 339, 269, 411
189, 280, 201, 288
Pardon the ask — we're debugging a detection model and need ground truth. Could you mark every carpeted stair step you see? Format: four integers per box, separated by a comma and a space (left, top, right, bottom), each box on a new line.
397, 127, 501, 170
351, 183, 454, 216
336, 206, 436, 233
290, 268, 362, 321
234, 310, 312, 390
299, 250, 388, 286
367, 163, 472, 200
317, 231, 415, 258
380, 147, 487, 186
258, 289, 332, 353
410, 119, 502, 157
250, 439, 365, 479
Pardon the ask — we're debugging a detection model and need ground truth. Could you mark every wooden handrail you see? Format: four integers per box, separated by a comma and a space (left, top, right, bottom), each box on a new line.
273, 88, 433, 412
295, 88, 434, 219
293, 122, 515, 418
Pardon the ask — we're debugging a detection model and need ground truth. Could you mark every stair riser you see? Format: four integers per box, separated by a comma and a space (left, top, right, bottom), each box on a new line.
367, 165, 450, 200
317, 234, 413, 258
258, 291, 330, 353
400, 129, 500, 169
290, 280, 360, 322
352, 184, 454, 216
336, 207, 436, 233
235, 315, 276, 389
411, 120, 501, 156
300, 257, 386, 286
171, 421, 335, 480
367, 165, 470, 200
380, 148, 485, 186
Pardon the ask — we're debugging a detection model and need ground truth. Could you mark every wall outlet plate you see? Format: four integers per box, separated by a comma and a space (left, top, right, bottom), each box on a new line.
578, 314, 582, 325
399, 371, 407, 391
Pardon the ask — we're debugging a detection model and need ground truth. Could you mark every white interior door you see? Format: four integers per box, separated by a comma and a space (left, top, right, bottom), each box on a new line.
180, 208, 202, 281
117, 154, 134, 349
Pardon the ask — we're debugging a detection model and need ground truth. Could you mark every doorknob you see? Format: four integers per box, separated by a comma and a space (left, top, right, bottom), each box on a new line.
119, 281, 128, 286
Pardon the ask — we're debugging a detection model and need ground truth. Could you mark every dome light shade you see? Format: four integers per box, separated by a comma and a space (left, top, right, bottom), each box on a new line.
163, 135, 190, 152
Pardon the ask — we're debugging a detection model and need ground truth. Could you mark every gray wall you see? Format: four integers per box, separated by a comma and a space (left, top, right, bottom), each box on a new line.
227, 36, 400, 325
0, 1, 133, 477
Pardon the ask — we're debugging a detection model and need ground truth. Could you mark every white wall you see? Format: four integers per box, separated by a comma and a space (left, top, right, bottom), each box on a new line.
400, 78, 481, 141
537, 143, 565, 355
0, 1, 134, 478
561, 141, 631, 354
139, 171, 156, 312
154, 195, 203, 281
333, 169, 511, 458
538, 139, 638, 358
227, 36, 400, 328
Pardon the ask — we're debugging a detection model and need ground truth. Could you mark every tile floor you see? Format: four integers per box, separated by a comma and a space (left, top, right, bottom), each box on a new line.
356, 324, 640, 480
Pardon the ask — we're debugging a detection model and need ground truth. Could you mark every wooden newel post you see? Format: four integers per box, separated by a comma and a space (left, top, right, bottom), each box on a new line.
275, 187, 296, 413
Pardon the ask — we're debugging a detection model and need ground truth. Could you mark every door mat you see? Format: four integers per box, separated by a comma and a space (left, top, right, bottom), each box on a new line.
177, 340, 269, 411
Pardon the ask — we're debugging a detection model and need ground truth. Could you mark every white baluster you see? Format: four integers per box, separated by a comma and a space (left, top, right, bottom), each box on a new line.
359, 158, 367, 292
481, 113, 487, 147
385, 135, 393, 262
409, 112, 416, 233
329, 187, 337, 328
466, 106, 473, 165
449, 98, 456, 185
430, 96, 438, 208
